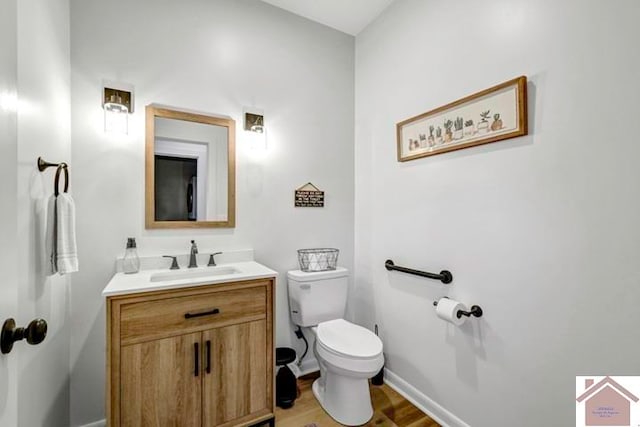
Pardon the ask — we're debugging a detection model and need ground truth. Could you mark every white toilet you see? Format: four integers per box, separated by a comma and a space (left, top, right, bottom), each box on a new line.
288, 267, 384, 426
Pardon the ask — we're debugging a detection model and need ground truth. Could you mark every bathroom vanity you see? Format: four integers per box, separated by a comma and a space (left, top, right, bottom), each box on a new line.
103, 259, 277, 427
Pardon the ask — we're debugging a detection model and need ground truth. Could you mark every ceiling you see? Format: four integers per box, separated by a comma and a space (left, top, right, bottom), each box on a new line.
259, 0, 396, 36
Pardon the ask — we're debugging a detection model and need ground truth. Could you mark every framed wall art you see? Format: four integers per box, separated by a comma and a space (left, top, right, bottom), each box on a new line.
396, 76, 528, 162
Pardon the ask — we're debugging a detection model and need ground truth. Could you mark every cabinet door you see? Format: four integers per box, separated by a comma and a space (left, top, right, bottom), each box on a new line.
121, 333, 202, 426
203, 320, 268, 426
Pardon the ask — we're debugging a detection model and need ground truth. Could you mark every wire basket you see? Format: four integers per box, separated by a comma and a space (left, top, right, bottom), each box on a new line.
297, 248, 339, 272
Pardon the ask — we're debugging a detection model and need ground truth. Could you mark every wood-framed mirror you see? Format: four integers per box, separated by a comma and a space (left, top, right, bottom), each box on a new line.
145, 105, 236, 228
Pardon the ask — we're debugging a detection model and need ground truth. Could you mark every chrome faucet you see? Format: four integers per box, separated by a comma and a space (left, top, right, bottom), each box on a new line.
188, 240, 198, 268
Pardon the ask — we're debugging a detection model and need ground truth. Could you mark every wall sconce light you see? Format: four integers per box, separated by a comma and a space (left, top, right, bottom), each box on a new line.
244, 109, 267, 151
245, 112, 264, 134
103, 86, 133, 134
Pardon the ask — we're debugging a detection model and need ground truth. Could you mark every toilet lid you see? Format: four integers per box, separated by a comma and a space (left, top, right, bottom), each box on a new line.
316, 319, 382, 359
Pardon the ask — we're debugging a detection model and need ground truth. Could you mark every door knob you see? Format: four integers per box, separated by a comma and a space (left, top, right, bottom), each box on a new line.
1, 318, 48, 354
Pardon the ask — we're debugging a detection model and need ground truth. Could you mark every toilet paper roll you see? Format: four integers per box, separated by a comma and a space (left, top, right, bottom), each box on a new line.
435, 298, 467, 326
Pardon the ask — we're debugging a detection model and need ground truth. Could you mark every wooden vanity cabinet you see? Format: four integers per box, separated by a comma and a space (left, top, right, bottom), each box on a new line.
106, 278, 275, 427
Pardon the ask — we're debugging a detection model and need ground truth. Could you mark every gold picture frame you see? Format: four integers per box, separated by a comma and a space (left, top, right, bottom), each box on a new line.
145, 105, 236, 229
396, 76, 528, 162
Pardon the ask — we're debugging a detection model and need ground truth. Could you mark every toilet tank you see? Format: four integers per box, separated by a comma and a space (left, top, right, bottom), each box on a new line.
287, 267, 349, 327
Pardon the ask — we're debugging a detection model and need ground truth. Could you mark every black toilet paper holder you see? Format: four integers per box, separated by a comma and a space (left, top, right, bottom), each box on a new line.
433, 298, 483, 319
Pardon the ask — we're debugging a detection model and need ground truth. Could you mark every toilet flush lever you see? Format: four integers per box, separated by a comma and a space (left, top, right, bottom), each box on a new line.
1, 318, 48, 354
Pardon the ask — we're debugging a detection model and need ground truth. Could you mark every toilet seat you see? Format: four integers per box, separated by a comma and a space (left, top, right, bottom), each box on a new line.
313, 319, 384, 376
316, 319, 382, 359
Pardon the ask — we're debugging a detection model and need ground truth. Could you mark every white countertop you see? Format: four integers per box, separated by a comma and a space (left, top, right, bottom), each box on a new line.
102, 261, 278, 297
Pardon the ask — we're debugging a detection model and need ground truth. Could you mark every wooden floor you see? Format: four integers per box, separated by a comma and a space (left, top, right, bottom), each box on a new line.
275, 373, 440, 427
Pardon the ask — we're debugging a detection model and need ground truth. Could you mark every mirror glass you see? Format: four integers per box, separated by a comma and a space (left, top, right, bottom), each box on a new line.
146, 106, 235, 228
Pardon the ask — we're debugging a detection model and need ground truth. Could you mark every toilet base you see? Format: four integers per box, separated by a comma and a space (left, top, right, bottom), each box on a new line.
312, 373, 374, 426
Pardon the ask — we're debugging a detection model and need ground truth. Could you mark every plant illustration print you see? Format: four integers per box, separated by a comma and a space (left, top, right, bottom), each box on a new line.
477, 110, 491, 133
435, 126, 443, 144
397, 76, 527, 161
464, 119, 475, 137
428, 125, 435, 147
443, 119, 453, 142
418, 133, 427, 148
490, 113, 503, 131
454, 117, 464, 140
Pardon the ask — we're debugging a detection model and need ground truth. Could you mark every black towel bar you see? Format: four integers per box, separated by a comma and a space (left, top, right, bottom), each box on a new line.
385, 259, 452, 284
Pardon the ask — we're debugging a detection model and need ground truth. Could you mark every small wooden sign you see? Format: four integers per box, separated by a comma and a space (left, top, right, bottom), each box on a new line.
295, 182, 324, 207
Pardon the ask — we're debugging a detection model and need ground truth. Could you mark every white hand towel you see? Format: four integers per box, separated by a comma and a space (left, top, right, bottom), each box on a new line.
55, 193, 79, 274
45, 194, 57, 275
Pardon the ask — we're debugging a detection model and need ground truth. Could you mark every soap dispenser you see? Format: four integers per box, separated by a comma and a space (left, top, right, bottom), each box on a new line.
123, 237, 140, 274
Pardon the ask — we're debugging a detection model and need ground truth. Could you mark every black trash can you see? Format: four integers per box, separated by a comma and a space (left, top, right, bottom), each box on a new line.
275, 347, 297, 409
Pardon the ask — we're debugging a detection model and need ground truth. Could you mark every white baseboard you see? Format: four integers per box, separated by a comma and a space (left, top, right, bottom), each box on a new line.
77, 420, 105, 427
290, 357, 319, 377
384, 369, 470, 427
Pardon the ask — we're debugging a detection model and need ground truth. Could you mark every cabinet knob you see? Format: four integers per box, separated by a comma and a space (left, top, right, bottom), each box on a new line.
1, 318, 48, 354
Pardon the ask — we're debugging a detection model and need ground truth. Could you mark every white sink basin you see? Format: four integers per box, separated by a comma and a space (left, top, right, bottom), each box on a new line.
150, 266, 240, 283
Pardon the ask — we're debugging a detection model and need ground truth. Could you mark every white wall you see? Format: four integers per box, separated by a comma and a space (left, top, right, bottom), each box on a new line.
16, 0, 72, 425
69, 0, 354, 424
354, 1, 640, 426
